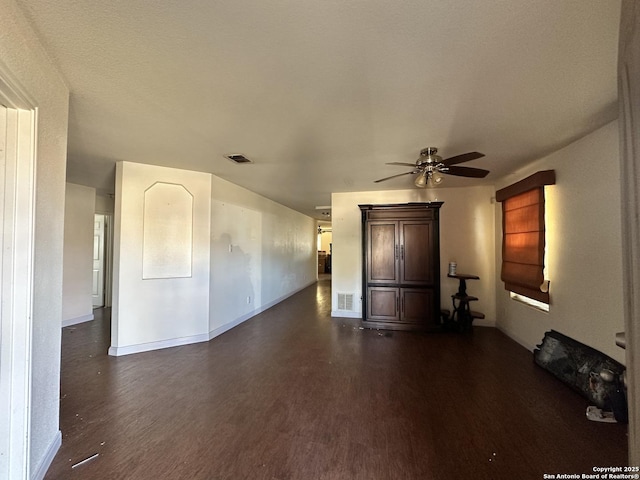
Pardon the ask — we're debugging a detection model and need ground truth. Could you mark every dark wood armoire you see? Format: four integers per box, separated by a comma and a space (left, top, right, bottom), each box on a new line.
359, 202, 443, 330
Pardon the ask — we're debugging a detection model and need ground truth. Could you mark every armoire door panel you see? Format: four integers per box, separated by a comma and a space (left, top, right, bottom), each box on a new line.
400, 221, 434, 285
367, 222, 399, 283
401, 288, 435, 324
368, 287, 400, 321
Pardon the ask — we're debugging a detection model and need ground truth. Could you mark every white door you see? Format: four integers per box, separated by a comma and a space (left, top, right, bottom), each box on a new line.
92, 214, 105, 307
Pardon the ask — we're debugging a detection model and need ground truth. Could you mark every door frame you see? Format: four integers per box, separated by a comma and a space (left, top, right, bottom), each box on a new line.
0, 65, 38, 479
101, 212, 114, 308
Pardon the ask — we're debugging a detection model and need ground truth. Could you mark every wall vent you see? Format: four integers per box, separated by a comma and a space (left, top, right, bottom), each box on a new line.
224, 153, 253, 164
337, 293, 354, 311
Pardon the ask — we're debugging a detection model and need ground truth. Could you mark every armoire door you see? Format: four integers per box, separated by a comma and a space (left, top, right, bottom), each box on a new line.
367, 221, 399, 284
400, 288, 435, 324
368, 287, 400, 322
400, 220, 434, 285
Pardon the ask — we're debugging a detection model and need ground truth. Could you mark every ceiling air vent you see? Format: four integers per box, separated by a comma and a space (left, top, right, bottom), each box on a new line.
224, 154, 253, 164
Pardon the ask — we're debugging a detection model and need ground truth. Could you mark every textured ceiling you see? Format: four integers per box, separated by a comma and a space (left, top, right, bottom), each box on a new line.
17, 0, 620, 219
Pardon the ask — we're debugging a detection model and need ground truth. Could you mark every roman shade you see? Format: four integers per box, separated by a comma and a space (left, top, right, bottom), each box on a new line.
496, 170, 556, 304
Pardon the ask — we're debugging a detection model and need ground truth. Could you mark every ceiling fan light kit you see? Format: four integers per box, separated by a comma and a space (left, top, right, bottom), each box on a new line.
376, 147, 489, 188
413, 170, 444, 188
414, 171, 428, 187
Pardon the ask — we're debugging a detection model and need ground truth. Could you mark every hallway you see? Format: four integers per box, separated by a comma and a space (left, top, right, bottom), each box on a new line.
46, 277, 627, 479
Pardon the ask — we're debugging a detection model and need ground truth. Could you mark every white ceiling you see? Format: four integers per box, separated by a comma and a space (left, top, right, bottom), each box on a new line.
17, 0, 620, 220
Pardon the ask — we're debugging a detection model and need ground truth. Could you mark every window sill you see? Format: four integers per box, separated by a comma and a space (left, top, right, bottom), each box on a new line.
510, 292, 549, 312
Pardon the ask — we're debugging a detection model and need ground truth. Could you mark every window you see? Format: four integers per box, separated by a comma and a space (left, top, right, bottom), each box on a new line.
496, 170, 555, 305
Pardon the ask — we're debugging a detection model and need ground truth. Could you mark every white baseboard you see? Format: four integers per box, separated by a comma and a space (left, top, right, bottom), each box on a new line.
209, 315, 249, 340
61, 313, 94, 328
331, 310, 361, 319
495, 324, 536, 352
108, 332, 209, 357
209, 279, 317, 340
109, 280, 317, 356
473, 318, 496, 328
331, 312, 497, 324
31, 430, 61, 480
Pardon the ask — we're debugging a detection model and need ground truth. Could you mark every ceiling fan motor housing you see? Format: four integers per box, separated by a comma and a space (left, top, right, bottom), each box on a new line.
419, 147, 443, 166
420, 147, 438, 156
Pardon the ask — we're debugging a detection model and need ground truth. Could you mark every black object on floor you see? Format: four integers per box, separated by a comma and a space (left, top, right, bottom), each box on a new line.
534, 330, 627, 422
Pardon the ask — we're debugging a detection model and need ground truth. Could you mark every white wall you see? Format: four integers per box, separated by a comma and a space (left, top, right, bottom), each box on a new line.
332, 186, 496, 324
95, 193, 114, 214
209, 175, 317, 337
110, 164, 317, 354
111, 162, 211, 356
62, 183, 96, 326
495, 121, 625, 363
0, 0, 69, 476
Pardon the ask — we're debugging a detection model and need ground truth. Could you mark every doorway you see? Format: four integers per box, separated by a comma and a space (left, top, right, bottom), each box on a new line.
317, 225, 332, 275
0, 95, 38, 477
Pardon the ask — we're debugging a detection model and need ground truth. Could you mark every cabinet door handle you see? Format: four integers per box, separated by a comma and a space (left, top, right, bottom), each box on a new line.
401, 296, 404, 313
395, 245, 399, 259
401, 245, 404, 260
396, 297, 399, 313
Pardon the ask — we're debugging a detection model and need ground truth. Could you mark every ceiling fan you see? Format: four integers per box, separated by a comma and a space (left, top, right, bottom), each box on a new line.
374, 147, 489, 188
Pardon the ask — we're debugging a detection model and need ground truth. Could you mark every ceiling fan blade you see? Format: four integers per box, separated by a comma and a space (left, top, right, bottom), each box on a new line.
443, 165, 490, 178
442, 151, 485, 166
374, 171, 416, 183
386, 162, 418, 167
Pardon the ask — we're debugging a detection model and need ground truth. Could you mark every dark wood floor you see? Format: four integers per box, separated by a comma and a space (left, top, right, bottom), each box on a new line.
45, 276, 628, 479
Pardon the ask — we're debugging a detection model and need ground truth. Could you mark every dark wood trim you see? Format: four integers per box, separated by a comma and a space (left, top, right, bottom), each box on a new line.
495, 170, 556, 202
359, 201, 444, 211
359, 317, 443, 331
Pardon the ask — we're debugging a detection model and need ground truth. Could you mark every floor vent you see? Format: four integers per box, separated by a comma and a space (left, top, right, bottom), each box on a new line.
337, 293, 354, 311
